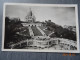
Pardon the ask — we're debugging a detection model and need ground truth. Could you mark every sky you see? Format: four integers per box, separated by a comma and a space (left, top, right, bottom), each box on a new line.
5, 5, 76, 26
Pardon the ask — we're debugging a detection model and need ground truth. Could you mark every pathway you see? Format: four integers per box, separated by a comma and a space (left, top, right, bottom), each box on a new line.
28, 26, 34, 36
36, 26, 46, 36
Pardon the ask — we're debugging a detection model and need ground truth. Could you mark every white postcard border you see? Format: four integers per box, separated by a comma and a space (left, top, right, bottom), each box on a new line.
2, 3, 79, 53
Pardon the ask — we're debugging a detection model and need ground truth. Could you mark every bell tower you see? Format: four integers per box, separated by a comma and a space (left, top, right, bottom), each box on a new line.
25, 8, 36, 23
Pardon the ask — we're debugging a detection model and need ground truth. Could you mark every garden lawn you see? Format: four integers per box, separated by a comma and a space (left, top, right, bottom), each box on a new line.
31, 26, 43, 36
39, 26, 51, 36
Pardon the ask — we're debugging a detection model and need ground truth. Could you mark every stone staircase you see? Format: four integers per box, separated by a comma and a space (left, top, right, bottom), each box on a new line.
28, 26, 34, 36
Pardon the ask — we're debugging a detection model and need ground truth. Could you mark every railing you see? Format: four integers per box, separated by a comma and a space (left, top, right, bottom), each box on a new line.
10, 38, 77, 50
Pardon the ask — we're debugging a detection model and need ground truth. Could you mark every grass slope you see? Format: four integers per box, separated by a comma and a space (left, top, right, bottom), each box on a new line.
31, 26, 43, 36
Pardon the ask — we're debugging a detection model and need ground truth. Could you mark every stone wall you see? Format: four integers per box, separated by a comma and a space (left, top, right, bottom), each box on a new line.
22, 23, 42, 26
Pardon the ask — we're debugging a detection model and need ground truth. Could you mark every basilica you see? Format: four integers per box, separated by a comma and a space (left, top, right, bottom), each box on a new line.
21, 9, 42, 27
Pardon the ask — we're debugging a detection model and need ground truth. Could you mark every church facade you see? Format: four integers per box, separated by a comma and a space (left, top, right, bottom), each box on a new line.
21, 9, 42, 26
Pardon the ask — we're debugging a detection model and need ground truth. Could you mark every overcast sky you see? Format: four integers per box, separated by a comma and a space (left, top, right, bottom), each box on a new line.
5, 5, 76, 26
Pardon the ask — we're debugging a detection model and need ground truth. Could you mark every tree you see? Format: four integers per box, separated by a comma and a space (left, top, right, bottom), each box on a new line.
4, 17, 23, 48
45, 20, 76, 41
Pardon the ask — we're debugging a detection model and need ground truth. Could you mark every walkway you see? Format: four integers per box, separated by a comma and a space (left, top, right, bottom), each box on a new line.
36, 26, 46, 36
28, 26, 34, 36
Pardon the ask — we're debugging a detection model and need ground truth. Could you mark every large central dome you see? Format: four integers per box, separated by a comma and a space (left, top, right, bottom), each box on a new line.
25, 8, 36, 23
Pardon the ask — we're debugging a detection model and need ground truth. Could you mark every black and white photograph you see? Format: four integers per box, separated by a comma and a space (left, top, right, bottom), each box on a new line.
2, 3, 79, 53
